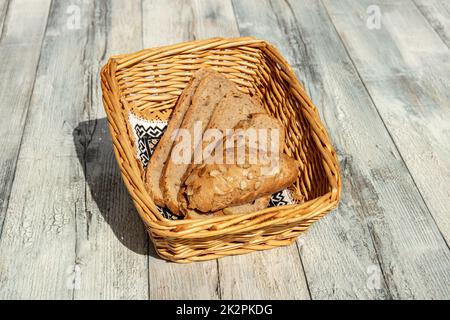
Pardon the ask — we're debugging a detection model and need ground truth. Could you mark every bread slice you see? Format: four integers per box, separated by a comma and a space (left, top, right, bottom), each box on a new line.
234, 112, 286, 151
145, 68, 214, 206
185, 196, 270, 219
222, 196, 271, 215
161, 71, 236, 214
204, 91, 265, 135
182, 152, 298, 212
178, 112, 288, 214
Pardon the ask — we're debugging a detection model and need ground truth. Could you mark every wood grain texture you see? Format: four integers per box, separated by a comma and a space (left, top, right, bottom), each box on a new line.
234, 0, 450, 299
218, 246, 309, 299
413, 0, 450, 49
143, 0, 310, 300
143, 0, 239, 48
319, 0, 450, 299
72, 0, 149, 300
0, 0, 50, 238
0, 0, 9, 38
0, 0, 86, 299
324, 0, 450, 242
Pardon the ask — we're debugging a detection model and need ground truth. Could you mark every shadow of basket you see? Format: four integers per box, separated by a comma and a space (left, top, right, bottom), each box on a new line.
73, 117, 158, 257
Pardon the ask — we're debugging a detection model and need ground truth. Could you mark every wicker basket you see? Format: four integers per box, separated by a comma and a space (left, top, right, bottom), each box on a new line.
100, 37, 341, 263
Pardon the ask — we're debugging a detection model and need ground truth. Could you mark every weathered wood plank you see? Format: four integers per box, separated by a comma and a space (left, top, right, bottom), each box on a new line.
143, 0, 240, 48
0, 0, 9, 38
324, 0, 450, 238
318, 0, 450, 299
218, 246, 309, 299
0, 0, 50, 236
413, 0, 450, 49
234, 0, 450, 299
0, 0, 94, 299
72, 0, 149, 300
143, 0, 310, 300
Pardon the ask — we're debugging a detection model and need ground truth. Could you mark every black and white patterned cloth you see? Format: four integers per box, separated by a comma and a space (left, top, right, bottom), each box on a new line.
129, 113, 295, 219
131, 120, 167, 168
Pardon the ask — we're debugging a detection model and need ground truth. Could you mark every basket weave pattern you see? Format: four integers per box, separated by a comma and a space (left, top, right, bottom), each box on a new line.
101, 37, 341, 263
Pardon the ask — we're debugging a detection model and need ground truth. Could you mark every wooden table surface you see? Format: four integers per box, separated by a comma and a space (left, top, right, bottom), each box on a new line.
0, 0, 449, 300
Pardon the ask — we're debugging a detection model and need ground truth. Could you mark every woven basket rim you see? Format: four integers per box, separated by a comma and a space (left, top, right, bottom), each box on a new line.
109, 36, 264, 69
100, 37, 341, 238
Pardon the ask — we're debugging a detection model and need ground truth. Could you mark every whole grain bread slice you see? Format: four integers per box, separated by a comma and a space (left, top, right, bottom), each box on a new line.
204, 91, 265, 134
216, 113, 286, 215
179, 112, 289, 214
145, 68, 213, 206
182, 151, 298, 212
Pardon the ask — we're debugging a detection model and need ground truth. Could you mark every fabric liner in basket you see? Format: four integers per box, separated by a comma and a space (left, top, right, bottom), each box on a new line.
100, 37, 341, 263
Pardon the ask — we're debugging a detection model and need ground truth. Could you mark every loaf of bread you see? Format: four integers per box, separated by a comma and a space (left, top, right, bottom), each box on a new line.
145, 68, 214, 206
180, 151, 298, 212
